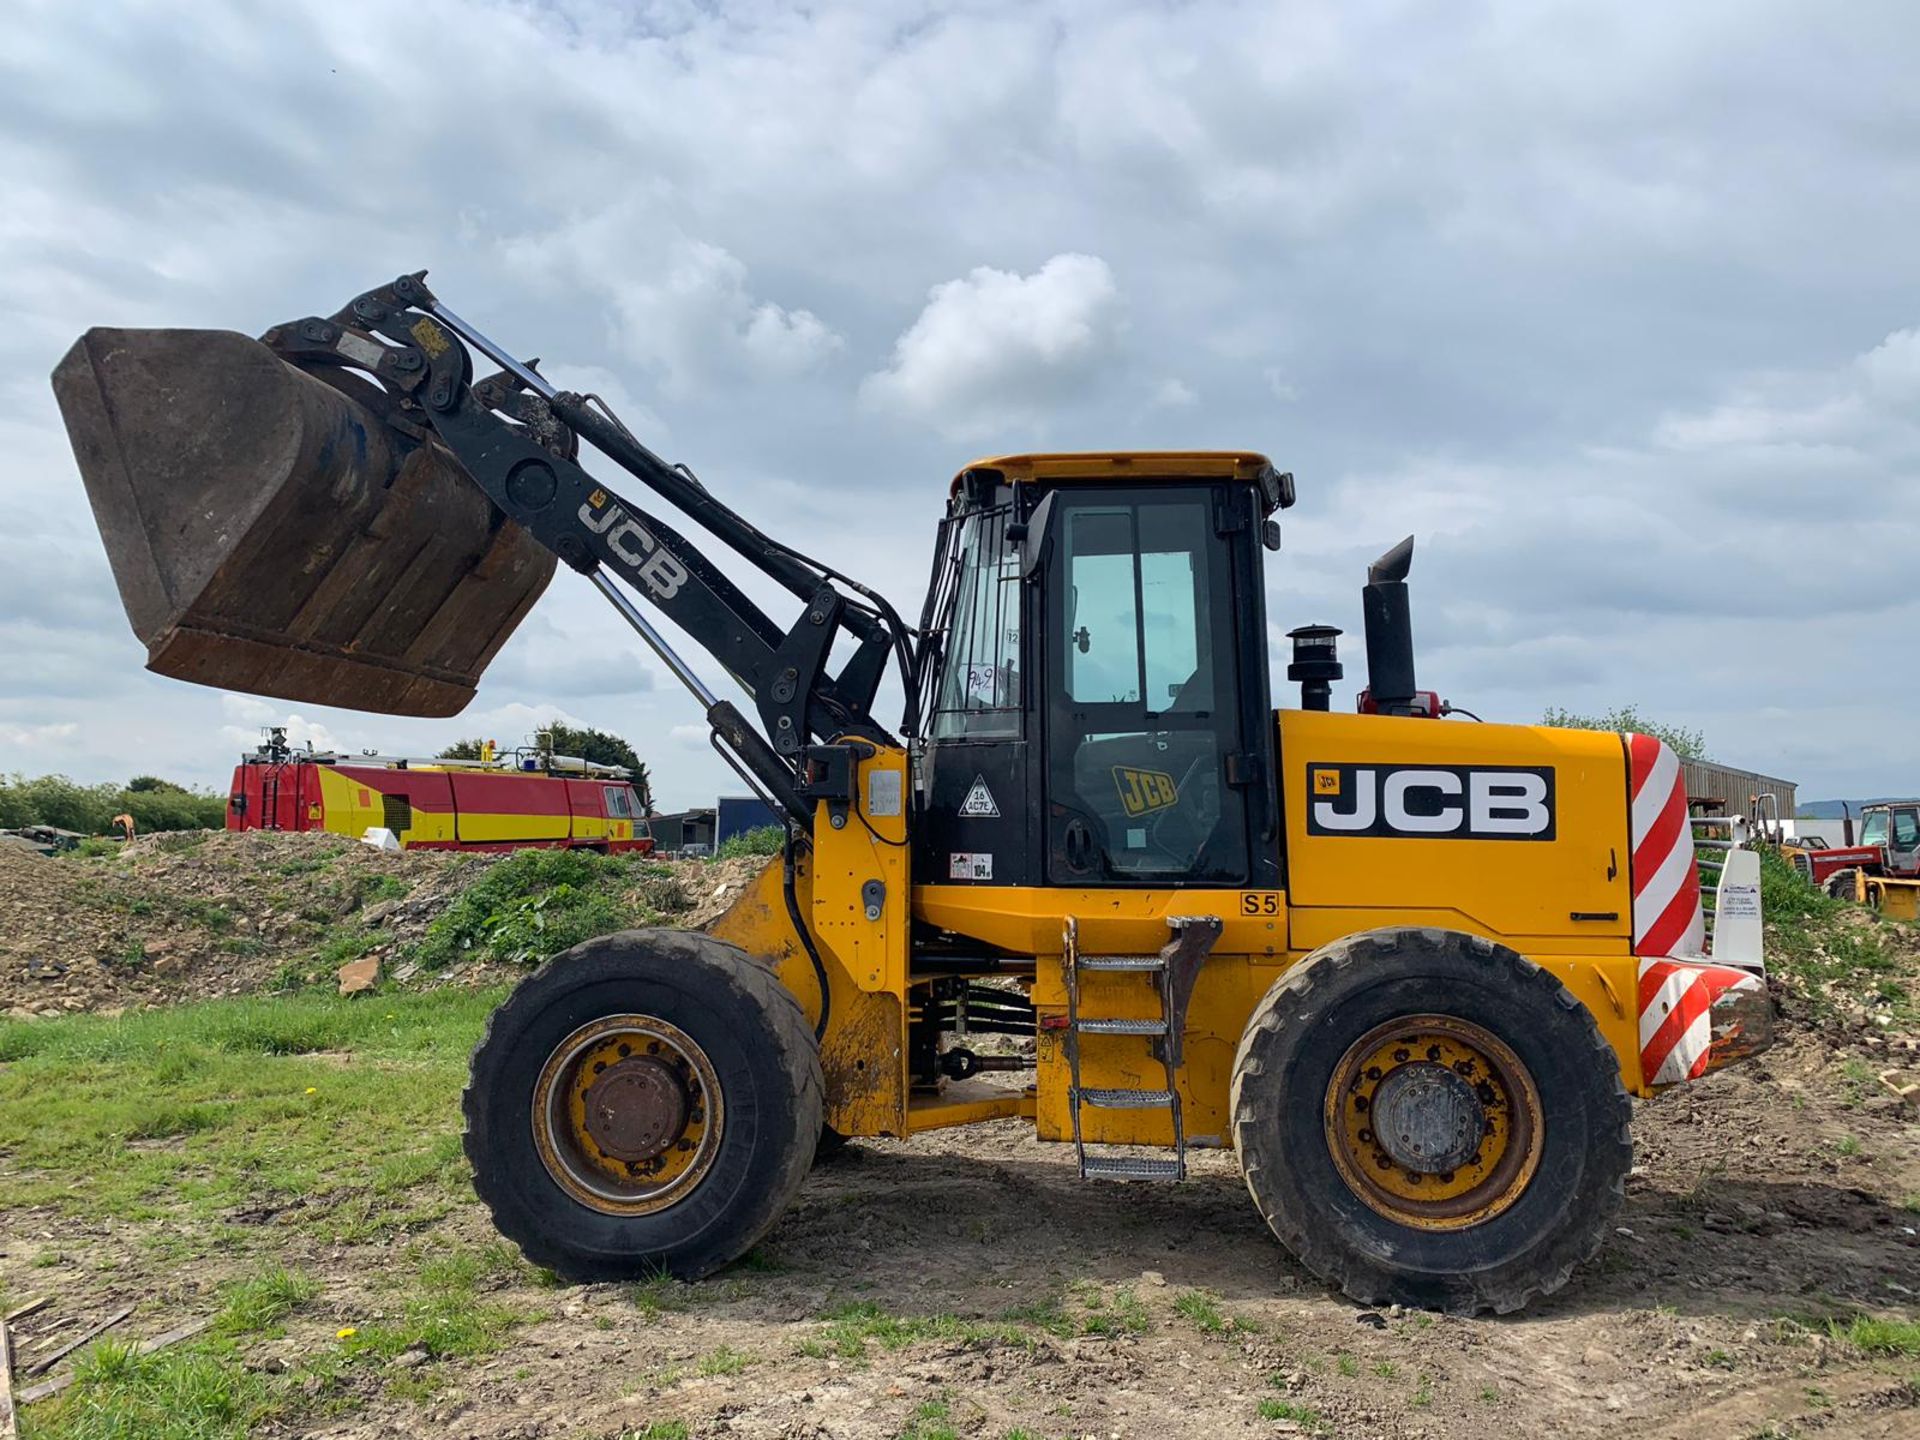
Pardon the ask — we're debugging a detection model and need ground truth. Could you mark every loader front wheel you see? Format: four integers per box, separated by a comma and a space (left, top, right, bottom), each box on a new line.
463, 929, 822, 1281
1231, 927, 1630, 1314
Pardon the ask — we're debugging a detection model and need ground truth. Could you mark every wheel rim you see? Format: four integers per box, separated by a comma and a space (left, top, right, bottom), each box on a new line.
1323, 1013, 1542, 1231
531, 1015, 724, 1215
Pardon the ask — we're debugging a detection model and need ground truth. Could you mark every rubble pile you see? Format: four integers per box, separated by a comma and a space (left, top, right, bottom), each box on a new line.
0, 830, 767, 1018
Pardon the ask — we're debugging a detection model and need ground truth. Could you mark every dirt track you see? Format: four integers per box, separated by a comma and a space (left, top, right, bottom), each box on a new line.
275, 1023, 1918, 1440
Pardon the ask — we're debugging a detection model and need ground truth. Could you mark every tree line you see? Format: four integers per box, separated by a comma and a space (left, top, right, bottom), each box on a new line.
0, 774, 227, 834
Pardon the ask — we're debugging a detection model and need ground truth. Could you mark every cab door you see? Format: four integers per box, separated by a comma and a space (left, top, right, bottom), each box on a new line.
1890, 806, 1920, 876
1042, 486, 1270, 886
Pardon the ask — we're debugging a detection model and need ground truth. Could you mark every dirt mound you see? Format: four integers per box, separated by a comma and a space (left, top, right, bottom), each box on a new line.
0, 831, 770, 1018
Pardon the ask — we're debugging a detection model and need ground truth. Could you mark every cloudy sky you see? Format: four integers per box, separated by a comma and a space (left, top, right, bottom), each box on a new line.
4, 0, 1917, 809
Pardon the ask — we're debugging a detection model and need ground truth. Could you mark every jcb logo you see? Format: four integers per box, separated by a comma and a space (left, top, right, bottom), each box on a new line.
1305, 763, 1555, 841
1113, 766, 1178, 817
580, 491, 689, 601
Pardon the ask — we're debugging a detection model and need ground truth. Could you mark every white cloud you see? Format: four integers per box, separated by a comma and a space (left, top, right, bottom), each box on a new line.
0, 720, 78, 746
216, 695, 340, 755
861, 253, 1121, 440
502, 213, 843, 396
1152, 377, 1197, 409
5, 1, 1920, 805
1858, 327, 1920, 402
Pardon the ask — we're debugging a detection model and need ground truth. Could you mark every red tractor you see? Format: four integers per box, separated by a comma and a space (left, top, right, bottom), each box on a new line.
1790, 802, 1920, 911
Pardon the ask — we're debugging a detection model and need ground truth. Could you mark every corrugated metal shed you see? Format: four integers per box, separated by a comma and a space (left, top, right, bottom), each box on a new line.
1680, 758, 1796, 816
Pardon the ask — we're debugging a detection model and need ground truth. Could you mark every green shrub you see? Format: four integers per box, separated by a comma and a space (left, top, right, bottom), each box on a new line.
1758, 847, 1913, 1021
411, 849, 646, 967
0, 771, 225, 835
0, 782, 33, 828
1758, 846, 1834, 924
716, 824, 786, 859
7, 774, 119, 833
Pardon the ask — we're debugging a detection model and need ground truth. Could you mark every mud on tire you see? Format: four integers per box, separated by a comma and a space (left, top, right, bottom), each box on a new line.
1230, 926, 1631, 1315
463, 928, 822, 1281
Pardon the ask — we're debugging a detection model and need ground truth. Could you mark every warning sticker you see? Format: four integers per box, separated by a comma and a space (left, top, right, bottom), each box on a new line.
949, 852, 993, 881
1719, 884, 1760, 920
958, 774, 1000, 818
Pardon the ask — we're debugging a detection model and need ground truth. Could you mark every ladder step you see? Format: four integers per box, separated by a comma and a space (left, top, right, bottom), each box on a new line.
1080, 1154, 1184, 1182
1077, 954, 1164, 972
1074, 1017, 1168, 1036
1077, 1087, 1175, 1109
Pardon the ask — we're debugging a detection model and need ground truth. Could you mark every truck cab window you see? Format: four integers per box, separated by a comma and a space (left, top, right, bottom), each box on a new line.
1862, 810, 1890, 848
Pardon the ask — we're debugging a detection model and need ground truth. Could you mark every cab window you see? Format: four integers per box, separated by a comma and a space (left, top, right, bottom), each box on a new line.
1862, 810, 1890, 847
1893, 808, 1920, 851
605, 786, 633, 819
932, 506, 1022, 739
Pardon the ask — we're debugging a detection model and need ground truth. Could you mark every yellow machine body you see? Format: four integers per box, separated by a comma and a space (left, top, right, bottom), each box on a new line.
711, 711, 1660, 1150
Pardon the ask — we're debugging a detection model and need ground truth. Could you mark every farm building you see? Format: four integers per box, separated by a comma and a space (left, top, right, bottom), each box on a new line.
1679, 757, 1796, 817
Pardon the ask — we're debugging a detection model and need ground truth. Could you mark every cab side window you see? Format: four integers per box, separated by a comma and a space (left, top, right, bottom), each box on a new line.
1893, 808, 1920, 851
1862, 810, 1891, 847
605, 786, 632, 819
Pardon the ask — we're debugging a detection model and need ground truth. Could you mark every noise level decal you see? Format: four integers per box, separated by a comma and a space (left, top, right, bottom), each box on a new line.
958, 775, 1000, 818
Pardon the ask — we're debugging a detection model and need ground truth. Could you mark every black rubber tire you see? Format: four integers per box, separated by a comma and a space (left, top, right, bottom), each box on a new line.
1230, 926, 1631, 1315
462, 928, 822, 1281
1825, 869, 1859, 902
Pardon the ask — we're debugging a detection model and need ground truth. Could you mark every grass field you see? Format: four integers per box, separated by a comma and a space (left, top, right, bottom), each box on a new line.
0, 985, 551, 1439
2, 855, 1916, 1438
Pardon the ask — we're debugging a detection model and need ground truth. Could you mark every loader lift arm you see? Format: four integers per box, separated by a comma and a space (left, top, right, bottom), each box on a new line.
261, 273, 916, 825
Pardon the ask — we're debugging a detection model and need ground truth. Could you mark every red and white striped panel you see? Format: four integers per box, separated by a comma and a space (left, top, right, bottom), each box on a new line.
1626, 732, 1758, 1084
1635, 956, 1762, 1085
1626, 733, 1705, 959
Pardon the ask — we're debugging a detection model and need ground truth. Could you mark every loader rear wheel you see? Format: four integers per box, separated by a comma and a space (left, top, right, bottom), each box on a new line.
463, 929, 822, 1281
1231, 927, 1630, 1315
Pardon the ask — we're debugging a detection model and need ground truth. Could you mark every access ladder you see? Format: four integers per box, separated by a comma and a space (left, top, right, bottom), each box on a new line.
1062, 914, 1221, 1182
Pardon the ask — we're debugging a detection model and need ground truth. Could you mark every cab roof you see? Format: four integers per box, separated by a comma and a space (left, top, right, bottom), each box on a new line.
950, 451, 1290, 511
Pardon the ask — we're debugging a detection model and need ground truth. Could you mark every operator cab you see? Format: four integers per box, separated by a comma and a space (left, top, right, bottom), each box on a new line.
1860, 804, 1920, 871
916, 452, 1290, 892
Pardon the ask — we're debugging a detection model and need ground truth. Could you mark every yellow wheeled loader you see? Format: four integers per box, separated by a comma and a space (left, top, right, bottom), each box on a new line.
53, 275, 1773, 1313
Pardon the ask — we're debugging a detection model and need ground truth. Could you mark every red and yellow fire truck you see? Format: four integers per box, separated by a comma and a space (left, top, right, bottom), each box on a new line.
227, 732, 652, 853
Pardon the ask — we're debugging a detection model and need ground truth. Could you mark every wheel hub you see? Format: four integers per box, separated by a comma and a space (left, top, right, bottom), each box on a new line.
1370, 1062, 1484, 1174
582, 1056, 688, 1162
531, 1015, 723, 1216
1323, 1013, 1542, 1231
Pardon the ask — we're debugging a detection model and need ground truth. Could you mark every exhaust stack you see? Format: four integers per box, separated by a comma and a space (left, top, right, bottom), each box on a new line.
1361, 536, 1420, 715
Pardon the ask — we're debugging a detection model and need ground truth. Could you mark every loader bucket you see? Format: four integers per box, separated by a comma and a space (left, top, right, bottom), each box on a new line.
52, 328, 555, 717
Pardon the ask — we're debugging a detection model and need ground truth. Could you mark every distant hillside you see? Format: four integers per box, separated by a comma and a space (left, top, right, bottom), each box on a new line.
1796, 797, 1920, 819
